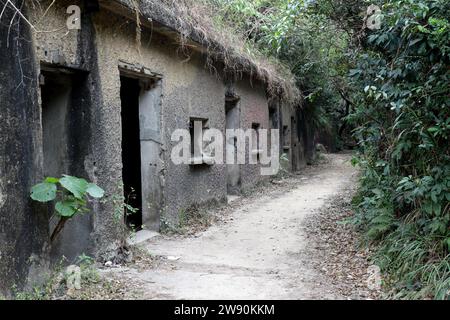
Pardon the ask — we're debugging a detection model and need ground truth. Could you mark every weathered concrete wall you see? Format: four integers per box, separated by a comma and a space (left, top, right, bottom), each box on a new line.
0, 0, 49, 296
279, 102, 311, 171
26, 0, 278, 248
29, 0, 122, 263
1, 1, 294, 294
234, 79, 270, 191
92, 10, 228, 227
32, 0, 80, 67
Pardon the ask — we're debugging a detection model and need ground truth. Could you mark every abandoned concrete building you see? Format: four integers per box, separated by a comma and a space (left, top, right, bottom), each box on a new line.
0, 0, 317, 295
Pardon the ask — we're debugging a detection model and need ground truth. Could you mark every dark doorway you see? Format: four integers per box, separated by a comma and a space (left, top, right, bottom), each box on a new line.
40, 68, 92, 263
269, 106, 280, 159
41, 72, 73, 179
120, 76, 143, 229
225, 98, 241, 195
269, 107, 279, 130
252, 123, 261, 163
291, 116, 299, 171
291, 117, 300, 171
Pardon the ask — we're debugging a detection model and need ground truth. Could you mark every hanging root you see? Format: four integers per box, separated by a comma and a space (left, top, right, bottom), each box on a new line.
132, 0, 142, 56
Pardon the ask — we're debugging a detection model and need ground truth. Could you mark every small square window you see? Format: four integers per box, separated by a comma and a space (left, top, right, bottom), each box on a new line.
189, 118, 213, 166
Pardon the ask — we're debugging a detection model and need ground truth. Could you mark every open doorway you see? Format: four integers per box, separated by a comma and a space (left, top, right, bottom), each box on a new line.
269, 106, 280, 159
269, 107, 279, 131
252, 123, 261, 163
291, 116, 299, 171
120, 77, 143, 229
40, 68, 92, 262
225, 97, 241, 195
120, 73, 163, 231
41, 71, 72, 178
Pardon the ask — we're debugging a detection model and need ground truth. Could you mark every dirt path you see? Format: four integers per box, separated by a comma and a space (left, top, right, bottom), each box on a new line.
103, 153, 379, 300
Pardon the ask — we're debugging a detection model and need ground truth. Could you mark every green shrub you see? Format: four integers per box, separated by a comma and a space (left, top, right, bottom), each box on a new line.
349, 0, 450, 299
31, 175, 104, 242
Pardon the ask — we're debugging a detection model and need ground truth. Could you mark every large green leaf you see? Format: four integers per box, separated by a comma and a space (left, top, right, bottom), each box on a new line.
30, 183, 57, 202
55, 201, 78, 218
86, 183, 105, 198
59, 175, 88, 199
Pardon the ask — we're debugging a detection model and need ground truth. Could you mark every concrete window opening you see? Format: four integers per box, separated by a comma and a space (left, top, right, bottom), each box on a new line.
40, 68, 92, 262
120, 73, 163, 231
225, 97, 241, 195
189, 118, 209, 165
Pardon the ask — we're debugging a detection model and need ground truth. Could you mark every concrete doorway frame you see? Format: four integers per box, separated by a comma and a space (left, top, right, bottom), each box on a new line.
119, 62, 164, 232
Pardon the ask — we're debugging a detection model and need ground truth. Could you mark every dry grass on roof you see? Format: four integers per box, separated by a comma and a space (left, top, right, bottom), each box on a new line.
26, 0, 300, 104
128, 0, 301, 105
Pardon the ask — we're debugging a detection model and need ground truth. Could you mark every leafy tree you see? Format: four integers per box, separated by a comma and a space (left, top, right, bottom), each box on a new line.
211, 0, 352, 147
348, 0, 450, 299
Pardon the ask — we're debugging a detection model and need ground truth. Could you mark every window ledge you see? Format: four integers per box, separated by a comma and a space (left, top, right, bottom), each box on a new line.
189, 156, 215, 166
251, 149, 264, 156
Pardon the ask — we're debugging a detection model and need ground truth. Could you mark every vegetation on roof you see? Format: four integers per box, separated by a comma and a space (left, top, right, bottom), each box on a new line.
119, 0, 301, 105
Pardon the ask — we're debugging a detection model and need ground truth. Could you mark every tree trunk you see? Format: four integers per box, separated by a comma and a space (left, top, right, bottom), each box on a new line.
50, 217, 69, 243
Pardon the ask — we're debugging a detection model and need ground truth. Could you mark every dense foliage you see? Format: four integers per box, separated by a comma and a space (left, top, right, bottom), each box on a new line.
211, 0, 350, 139
348, 0, 450, 299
